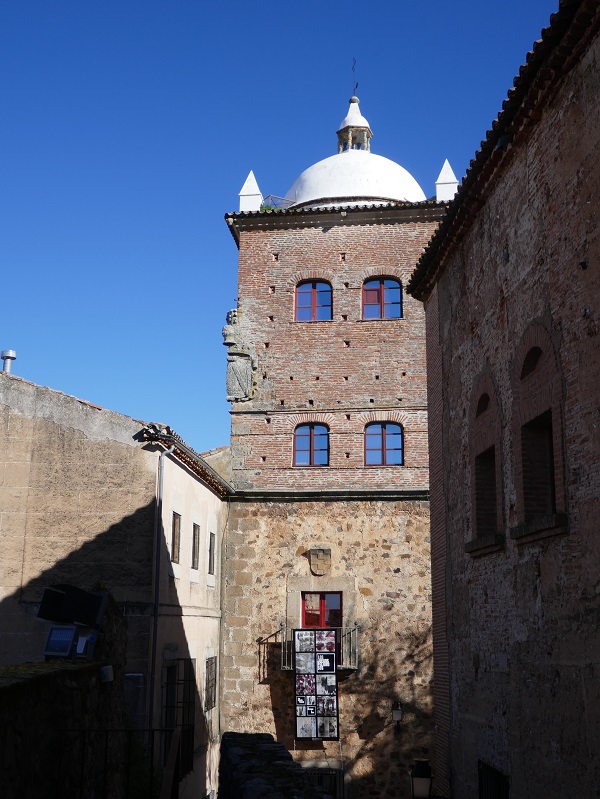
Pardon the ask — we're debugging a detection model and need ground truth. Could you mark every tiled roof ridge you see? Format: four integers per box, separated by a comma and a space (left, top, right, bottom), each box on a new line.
225, 198, 443, 220
142, 422, 233, 497
407, 0, 599, 300
224, 199, 447, 246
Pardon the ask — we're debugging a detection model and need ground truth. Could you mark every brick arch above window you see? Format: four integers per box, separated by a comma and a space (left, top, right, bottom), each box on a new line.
512, 322, 562, 414
357, 410, 408, 427
469, 370, 503, 432
285, 412, 336, 432
357, 268, 404, 284
289, 270, 336, 289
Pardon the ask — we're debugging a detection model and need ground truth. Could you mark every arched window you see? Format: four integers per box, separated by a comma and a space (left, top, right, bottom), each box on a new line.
364, 422, 404, 466
295, 281, 332, 321
362, 277, 402, 319
466, 374, 504, 555
294, 424, 329, 466
518, 347, 555, 521
510, 324, 566, 541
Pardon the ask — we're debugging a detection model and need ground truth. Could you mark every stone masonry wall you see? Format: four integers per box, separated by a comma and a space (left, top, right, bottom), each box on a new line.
0, 373, 157, 671
424, 20, 600, 799
220, 498, 433, 799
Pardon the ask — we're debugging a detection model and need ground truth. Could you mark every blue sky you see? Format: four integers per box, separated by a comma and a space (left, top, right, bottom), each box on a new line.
1, 0, 558, 452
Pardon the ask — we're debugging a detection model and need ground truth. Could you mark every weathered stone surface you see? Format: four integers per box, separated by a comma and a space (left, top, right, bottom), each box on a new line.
221, 499, 433, 799
219, 732, 331, 799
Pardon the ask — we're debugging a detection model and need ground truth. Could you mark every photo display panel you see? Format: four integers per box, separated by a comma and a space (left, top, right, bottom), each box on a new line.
293, 629, 339, 740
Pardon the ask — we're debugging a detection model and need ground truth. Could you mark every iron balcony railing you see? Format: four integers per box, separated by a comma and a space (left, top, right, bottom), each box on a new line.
280, 625, 359, 671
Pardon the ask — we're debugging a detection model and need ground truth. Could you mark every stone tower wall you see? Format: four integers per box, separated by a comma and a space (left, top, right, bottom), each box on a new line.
221, 498, 433, 799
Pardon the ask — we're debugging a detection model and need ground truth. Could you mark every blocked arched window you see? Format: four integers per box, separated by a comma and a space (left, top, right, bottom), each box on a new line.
466, 373, 504, 555
364, 422, 404, 466
362, 277, 402, 319
518, 347, 556, 521
295, 281, 332, 321
294, 424, 329, 466
512, 325, 566, 539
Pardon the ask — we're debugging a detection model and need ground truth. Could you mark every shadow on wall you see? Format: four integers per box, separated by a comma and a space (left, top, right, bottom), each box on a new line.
259, 624, 433, 799
0, 502, 210, 799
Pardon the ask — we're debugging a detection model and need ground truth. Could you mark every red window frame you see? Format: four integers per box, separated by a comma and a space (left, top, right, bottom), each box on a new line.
301, 592, 343, 628
364, 422, 404, 466
293, 424, 329, 466
362, 277, 402, 319
295, 281, 333, 322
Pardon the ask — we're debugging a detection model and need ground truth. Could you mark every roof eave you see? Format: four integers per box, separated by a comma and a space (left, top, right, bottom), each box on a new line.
407, 0, 600, 302
224, 199, 448, 244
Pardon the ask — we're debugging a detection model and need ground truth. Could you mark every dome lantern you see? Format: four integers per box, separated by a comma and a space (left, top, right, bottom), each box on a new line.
336, 96, 372, 153
284, 95, 428, 209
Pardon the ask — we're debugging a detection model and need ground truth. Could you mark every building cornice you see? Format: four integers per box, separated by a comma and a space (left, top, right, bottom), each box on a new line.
228, 488, 429, 503
225, 200, 447, 247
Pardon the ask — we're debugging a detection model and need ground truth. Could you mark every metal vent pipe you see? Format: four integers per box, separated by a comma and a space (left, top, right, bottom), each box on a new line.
1, 350, 16, 373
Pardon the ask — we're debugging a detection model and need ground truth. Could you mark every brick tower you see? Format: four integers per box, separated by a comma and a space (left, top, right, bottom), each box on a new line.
220, 97, 450, 799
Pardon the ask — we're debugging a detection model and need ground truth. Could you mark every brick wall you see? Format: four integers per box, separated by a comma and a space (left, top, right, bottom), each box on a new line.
228, 209, 441, 491
419, 14, 600, 798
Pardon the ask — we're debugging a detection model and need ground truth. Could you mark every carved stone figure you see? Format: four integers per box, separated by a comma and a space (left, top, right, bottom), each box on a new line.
222, 309, 257, 402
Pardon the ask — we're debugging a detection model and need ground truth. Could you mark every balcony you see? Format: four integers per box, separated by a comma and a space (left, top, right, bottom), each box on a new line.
277, 625, 359, 671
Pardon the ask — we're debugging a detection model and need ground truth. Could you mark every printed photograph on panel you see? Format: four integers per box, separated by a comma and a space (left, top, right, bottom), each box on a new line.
316, 674, 337, 696
296, 674, 316, 695
315, 630, 336, 652
317, 717, 338, 738
316, 696, 337, 716
295, 652, 316, 673
297, 717, 317, 738
295, 630, 315, 652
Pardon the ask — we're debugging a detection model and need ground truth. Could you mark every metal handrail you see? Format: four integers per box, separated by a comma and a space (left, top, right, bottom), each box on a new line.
279, 625, 359, 671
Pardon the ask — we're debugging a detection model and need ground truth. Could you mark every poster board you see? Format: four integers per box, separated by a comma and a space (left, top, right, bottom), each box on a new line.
293, 629, 339, 740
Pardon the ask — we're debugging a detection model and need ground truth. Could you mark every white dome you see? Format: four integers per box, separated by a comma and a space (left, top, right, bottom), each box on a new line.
285, 149, 427, 208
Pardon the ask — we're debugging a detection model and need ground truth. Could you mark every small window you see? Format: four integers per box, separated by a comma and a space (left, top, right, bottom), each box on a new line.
192, 523, 200, 570
474, 446, 497, 537
362, 277, 402, 319
208, 532, 216, 576
294, 424, 329, 466
364, 422, 404, 465
171, 512, 181, 564
205, 656, 217, 711
302, 592, 342, 628
295, 281, 332, 322
475, 393, 490, 417
521, 410, 555, 520
520, 346, 542, 379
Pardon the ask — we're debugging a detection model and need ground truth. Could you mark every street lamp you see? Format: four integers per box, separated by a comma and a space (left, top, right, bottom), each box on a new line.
410, 760, 432, 798
391, 700, 403, 730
